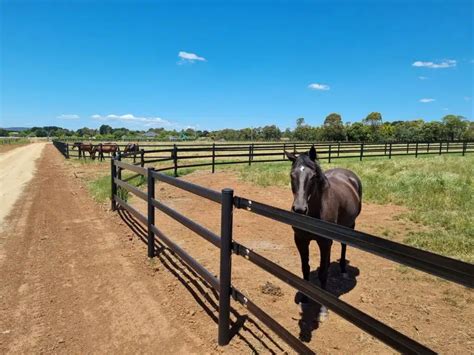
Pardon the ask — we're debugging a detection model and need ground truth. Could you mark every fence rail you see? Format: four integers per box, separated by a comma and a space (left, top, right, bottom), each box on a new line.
110, 158, 473, 354
54, 140, 473, 177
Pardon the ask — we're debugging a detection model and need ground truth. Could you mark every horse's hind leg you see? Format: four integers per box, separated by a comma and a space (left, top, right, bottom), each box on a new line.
340, 222, 355, 278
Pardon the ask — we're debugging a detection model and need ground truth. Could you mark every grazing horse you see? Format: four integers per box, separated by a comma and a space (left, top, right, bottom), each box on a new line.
72, 142, 97, 159
96, 143, 120, 161
123, 143, 140, 163
286, 145, 362, 321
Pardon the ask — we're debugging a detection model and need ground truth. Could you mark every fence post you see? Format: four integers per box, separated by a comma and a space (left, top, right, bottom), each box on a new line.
415, 142, 419, 158
147, 167, 156, 258
406, 143, 409, 155
283, 143, 286, 159
117, 153, 122, 181
111, 158, 117, 211
337, 142, 341, 157
212, 143, 216, 173
389, 143, 392, 159
293, 143, 296, 153
462, 141, 466, 156
446, 141, 449, 153
439, 142, 442, 155
218, 188, 234, 346
384, 142, 387, 156
66, 143, 70, 159
248, 144, 252, 166
427, 142, 430, 153
173, 144, 178, 177
141, 149, 145, 167
360, 143, 364, 161
328, 144, 332, 163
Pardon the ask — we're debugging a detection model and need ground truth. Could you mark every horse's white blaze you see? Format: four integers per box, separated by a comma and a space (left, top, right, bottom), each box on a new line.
300, 166, 305, 171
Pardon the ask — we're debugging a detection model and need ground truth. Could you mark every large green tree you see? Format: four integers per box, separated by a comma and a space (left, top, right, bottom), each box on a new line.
99, 124, 113, 135
261, 125, 282, 141
442, 115, 468, 141
323, 113, 345, 141
296, 117, 305, 127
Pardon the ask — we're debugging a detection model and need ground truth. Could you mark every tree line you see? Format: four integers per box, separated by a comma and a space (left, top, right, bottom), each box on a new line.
1, 113, 472, 142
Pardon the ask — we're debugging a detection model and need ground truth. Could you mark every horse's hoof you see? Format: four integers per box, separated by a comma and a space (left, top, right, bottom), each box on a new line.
294, 291, 306, 305
317, 307, 329, 322
342, 272, 349, 279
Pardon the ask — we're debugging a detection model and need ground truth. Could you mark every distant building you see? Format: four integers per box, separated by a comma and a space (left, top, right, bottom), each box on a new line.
143, 131, 158, 138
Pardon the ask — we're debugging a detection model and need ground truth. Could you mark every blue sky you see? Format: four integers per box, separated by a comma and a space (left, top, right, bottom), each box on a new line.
1, 0, 472, 130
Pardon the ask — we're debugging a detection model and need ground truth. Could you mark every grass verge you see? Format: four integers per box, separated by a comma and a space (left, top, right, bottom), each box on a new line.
88, 172, 146, 203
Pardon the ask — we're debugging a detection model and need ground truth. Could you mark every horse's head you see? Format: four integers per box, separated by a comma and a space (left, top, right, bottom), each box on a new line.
90, 145, 98, 159
72, 142, 82, 150
124, 143, 137, 153
286, 145, 325, 215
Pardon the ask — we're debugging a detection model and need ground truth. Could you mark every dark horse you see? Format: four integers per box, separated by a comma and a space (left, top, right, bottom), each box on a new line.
123, 143, 140, 163
286, 145, 362, 321
72, 142, 97, 159
96, 143, 120, 161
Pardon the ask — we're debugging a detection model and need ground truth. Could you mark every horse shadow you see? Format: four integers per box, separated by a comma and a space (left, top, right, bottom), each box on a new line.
295, 261, 360, 342
117, 208, 288, 354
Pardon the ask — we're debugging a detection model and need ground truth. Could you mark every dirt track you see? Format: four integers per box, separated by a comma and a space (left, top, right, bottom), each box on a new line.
0, 143, 45, 231
1, 144, 472, 354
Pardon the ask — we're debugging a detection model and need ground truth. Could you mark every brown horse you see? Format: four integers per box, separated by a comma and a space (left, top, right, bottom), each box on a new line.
123, 143, 140, 163
96, 143, 120, 161
286, 145, 362, 321
72, 142, 97, 159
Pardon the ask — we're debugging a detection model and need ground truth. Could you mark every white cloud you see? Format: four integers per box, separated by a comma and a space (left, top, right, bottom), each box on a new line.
418, 76, 428, 80
57, 114, 79, 119
91, 114, 171, 127
412, 59, 456, 69
178, 51, 206, 64
308, 83, 330, 91
419, 98, 435, 103
464, 96, 472, 101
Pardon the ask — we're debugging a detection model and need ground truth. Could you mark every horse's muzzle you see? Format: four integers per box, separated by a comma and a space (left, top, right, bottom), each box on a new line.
292, 206, 308, 215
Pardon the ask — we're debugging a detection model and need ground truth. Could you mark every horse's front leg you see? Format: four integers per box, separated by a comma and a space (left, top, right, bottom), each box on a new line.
317, 239, 332, 322
294, 231, 310, 304
340, 243, 347, 278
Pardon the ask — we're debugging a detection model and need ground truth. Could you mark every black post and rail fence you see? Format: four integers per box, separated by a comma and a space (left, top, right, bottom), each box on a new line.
54, 140, 473, 179
109, 158, 473, 354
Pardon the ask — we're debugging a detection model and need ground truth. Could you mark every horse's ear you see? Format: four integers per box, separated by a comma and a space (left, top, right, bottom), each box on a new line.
309, 145, 318, 161
285, 151, 296, 162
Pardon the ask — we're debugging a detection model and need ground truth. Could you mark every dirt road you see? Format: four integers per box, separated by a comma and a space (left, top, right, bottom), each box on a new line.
0, 143, 45, 231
